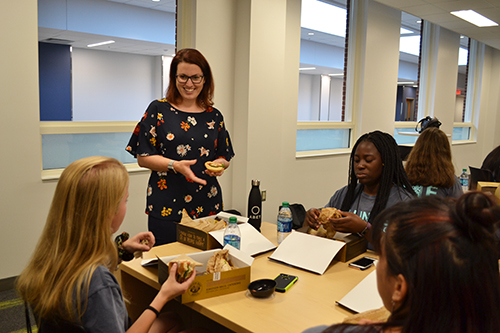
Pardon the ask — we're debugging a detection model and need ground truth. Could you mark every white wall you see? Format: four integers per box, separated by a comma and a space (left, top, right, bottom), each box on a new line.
72, 48, 162, 121
2, 0, 500, 280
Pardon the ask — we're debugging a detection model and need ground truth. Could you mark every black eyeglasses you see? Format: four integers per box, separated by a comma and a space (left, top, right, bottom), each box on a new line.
176, 74, 204, 84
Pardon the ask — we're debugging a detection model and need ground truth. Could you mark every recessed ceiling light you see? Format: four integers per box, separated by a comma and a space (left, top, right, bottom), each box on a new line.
450, 10, 498, 27
328, 73, 343, 76
308, 32, 314, 35
152, 0, 160, 2
87, 40, 115, 48
398, 81, 415, 85
416, 20, 422, 24
299, 67, 316, 70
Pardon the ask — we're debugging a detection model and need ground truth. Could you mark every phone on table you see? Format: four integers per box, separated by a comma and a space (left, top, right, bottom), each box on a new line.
274, 273, 298, 292
348, 257, 376, 271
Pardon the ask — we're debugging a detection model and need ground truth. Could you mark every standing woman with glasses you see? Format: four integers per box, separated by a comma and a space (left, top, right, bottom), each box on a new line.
126, 48, 235, 245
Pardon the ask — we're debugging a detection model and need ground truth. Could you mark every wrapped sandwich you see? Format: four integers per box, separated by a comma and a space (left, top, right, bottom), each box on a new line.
206, 249, 234, 274
168, 254, 203, 283
342, 306, 390, 324
179, 209, 227, 232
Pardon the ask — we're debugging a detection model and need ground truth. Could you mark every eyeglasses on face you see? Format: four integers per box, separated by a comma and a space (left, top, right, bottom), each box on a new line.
176, 74, 204, 84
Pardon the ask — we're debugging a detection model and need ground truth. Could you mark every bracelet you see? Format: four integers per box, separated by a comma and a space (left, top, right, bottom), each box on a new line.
146, 305, 160, 318
115, 232, 134, 262
357, 222, 371, 238
168, 160, 177, 174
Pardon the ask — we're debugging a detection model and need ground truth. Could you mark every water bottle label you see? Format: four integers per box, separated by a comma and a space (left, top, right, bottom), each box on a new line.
277, 217, 292, 233
223, 235, 241, 250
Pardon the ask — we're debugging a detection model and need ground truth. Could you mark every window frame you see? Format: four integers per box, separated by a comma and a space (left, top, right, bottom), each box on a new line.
296, 0, 354, 157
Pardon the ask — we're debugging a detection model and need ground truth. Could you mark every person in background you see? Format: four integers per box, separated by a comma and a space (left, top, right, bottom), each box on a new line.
303, 192, 500, 333
481, 144, 500, 182
305, 131, 416, 242
404, 127, 462, 198
16, 157, 197, 333
126, 48, 235, 245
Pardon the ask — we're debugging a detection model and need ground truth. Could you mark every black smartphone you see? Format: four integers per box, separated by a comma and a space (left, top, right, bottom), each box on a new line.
348, 257, 376, 270
274, 273, 298, 292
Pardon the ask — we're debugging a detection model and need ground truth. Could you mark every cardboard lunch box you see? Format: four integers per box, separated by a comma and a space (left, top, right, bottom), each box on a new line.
157, 245, 253, 303
296, 226, 367, 262
477, 181, 500, 196
176, 212, 248, 251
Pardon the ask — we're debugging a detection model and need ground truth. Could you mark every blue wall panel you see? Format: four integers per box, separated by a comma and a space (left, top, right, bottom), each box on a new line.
39, 42, 72, 121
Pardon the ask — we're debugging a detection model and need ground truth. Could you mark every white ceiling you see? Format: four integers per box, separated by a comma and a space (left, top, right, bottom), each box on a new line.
375, 0, 500, 51
38, 0, 500, 56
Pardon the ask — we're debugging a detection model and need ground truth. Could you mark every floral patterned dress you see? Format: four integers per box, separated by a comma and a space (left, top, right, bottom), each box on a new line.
126, 99, 235, 223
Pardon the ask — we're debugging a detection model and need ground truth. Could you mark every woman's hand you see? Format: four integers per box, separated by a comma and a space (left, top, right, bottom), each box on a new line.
329, 211, 366, 234
305, 208, 321, 229
205, 158, 229, 177
158, 263, 196, 302
121, 232, 155, 253
173, 159, 207, 185
137, 155, 207, 186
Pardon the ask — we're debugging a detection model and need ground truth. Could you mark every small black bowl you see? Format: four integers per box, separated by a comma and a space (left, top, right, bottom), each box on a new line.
248, 279, 276, 298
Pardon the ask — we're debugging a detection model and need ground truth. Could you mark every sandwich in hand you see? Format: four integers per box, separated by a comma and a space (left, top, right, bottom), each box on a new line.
205, 161, 225, 172
308, 207, 342, 239
168, 254, 202, 283
206, 249, 234, 274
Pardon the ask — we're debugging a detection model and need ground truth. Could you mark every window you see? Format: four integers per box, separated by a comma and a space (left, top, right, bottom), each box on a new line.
394, 12, 422, 145
297, 0, 351, 154
452, 36, 482, 142
38, 0, 176, 178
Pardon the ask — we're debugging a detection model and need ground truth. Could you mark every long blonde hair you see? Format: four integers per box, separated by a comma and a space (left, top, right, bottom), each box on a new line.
16, 156, 129, 322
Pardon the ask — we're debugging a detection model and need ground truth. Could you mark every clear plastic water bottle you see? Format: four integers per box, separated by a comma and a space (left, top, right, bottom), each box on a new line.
223, 216, 241, 250
277, 202, 293, 244
460, 168, 469, 192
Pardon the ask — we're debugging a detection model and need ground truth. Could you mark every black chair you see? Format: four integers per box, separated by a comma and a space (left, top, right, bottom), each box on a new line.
468, 166, 494, 191
398, 145, 413, 161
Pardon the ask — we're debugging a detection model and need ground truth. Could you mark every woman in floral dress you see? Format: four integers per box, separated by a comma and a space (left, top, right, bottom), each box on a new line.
126, 48, 235, 245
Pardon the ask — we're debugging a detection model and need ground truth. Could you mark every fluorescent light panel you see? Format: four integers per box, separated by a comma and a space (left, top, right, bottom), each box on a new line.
299, 67, 316, 70
450, 10, 498, 27
87, 40, 115, 48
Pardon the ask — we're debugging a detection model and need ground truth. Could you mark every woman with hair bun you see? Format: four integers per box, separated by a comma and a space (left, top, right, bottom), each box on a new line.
303, 191, 500, 333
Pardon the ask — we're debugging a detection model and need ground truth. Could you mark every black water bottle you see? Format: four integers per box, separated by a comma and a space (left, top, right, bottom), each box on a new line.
247, 180, 262, 231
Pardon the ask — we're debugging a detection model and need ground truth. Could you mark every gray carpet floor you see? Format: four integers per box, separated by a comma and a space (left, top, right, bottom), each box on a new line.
0, 289, 37, 333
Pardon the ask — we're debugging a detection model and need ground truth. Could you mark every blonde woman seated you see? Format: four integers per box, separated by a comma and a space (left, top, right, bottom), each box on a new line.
17, 156, 199, 333
404, 127, 462, 198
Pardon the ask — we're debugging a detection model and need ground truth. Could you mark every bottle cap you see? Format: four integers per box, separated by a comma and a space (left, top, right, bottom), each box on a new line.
463, 168, 467, 172
229, 216, 237, 224
282, 201, 289, 207
252, 179, 260, 186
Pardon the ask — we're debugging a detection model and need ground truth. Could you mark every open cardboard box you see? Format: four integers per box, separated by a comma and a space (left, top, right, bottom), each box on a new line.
477, 181, 500, 196
176, 212, 248, 251
296, 226, 367, 262
158, 245, 253, 303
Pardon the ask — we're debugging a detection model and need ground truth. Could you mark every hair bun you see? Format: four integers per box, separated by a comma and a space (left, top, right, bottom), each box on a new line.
453, 192, 500, 240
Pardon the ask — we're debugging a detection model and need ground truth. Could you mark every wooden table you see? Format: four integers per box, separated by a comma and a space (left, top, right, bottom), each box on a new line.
119, 222, 375, 332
